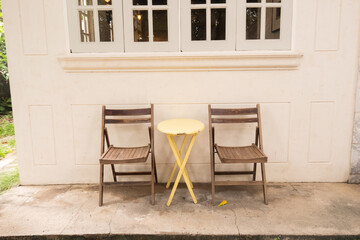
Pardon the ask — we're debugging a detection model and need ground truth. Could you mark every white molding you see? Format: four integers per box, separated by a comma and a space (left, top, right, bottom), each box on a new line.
57, 51, 303, 72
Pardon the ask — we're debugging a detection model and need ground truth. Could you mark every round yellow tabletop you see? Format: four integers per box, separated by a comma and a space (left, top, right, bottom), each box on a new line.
157, 119, 205, 135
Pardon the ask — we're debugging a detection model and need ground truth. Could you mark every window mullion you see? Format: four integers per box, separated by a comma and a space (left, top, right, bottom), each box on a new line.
93, 6, 100, 42
149, 5, 154, 42
206, 5, 211, 42
260, 4, 266, 40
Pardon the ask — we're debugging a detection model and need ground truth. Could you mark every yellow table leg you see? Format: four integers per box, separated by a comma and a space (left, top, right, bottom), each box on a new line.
166, 135, 193, 189
166, 134, 197, 207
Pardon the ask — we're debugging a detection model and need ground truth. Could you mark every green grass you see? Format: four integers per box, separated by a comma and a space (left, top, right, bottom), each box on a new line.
0, 139, 15, 158
0, 115, 14, 139
0, 167, 19, 194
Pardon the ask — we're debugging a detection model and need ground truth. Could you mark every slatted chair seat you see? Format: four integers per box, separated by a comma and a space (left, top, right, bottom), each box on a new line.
100, 145, 150, 164
215, 144, 267, 163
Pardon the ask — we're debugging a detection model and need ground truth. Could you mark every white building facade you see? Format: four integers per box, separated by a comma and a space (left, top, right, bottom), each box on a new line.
3, 0, 360, 184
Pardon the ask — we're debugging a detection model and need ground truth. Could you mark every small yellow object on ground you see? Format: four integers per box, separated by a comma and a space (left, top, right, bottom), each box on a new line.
218, 200, 227, 206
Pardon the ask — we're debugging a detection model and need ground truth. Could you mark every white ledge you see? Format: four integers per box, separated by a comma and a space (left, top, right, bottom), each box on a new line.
57, 51, 303, 72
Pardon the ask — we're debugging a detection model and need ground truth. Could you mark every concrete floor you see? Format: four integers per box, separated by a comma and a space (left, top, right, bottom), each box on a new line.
0, 183, 359, 239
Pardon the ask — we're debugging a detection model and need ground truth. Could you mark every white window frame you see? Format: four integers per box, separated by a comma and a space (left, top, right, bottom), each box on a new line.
66, 0, 294, 53
123, 0, 179, 52
67, 0, 124, 53
180, 0, 236, 52
237, 0, 293, 50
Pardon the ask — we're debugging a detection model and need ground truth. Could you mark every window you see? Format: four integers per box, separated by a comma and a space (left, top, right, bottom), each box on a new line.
180, 0, 236, 51
123, 0, 179, 52
237, 0, 293, 50
67, 0, 124, 52
66, 0, 293, 53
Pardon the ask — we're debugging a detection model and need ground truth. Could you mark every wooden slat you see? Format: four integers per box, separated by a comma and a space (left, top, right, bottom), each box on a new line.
105, 108, 151, 116
214, 181, 264, 186
115, 171, 151, 176
103, 181, 151, 186
211, 108, 258, 116
105, 118, 151, 124
215, 171, 254, 175
211, 118, 258, 123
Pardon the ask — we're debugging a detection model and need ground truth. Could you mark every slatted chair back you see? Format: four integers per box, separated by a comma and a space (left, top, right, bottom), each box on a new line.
101, 105, 154, 155
208, 104, 263, 149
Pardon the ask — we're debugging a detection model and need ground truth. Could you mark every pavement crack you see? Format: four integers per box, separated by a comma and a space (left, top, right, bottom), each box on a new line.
231, 209, 240, 235
108, 203, 120, 235
60, 190, 88, 235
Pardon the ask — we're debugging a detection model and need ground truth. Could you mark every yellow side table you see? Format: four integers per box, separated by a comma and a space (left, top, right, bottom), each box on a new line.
157, 118, 205, 206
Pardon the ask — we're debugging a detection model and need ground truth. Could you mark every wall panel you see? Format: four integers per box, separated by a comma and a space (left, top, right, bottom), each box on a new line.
29, 105, 56, 165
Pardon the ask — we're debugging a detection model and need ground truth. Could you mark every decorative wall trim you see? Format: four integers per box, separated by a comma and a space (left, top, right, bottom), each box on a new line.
57, 52, 303, 72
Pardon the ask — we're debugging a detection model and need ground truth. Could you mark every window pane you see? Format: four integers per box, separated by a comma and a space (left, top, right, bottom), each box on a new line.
211, 0, 226, 3
153, 0, 167, 5
133, 10, 149, 42
191, 9, 206, 41
79, 11, 95, 42
266, 0, 281, 2
98, 0, 112, 5
246, 8, 261, 40
153, 10, 168, 41
133, 0, 147, 5
98, 10, 114, 42
265, 8, 281, 39
78, 0, 92, 6
211, 9, 225, 40
191, 0, 206, 4
246, 0, 260, 2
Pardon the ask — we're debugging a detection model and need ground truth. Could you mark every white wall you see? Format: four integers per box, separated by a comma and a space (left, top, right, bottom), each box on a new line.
3, 0, 360, 184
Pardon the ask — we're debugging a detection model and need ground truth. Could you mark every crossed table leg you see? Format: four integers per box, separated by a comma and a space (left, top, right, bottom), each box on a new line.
166, 135, 193, 189
166, 134, 198, 206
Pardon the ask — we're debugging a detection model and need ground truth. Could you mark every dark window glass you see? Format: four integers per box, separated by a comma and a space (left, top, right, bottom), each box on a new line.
133, 0, 147, 5
99, 10, 114, 42
191, 9, 206, 41
211, 0, 226, 3
265, 8, 281, 39
133, 10, 149, 42
267, 0, 281, 3
211, 9, 226, 40
246, 0, 260, 2
152, 0, 167, 5
246, 8, 261, 40
153, 10, 168, 41
191, 0, 206, 4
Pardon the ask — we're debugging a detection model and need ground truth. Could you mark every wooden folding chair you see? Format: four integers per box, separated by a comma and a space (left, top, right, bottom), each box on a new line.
99, 104, 157, 206
208, 104, 268, 205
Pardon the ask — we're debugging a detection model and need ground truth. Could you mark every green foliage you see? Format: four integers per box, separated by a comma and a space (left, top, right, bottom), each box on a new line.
0, 2, 7, 83
7, 138, 15, 148
0, 97, 11, 115
0, 139, 15, 158
0, 1, 10, 105
0, 144, 11, 158
0, 115, 14, 138
0, 167, 19, 194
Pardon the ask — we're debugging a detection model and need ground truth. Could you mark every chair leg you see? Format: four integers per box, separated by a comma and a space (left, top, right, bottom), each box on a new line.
99, 163, 104, 207
111, 164, 117, 182
211, 152, 215, 204
253, 163, 257, 181
153, 154, 158, 183
151, 156, 155, 205
261, 163, 268, 205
